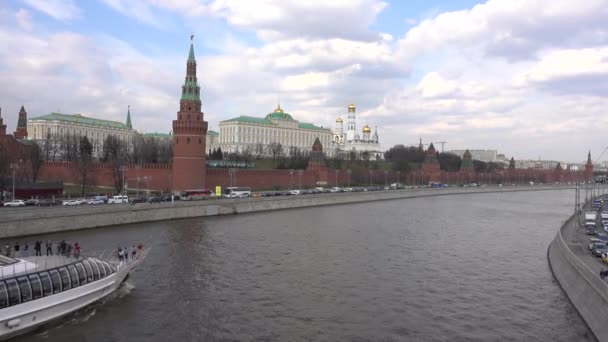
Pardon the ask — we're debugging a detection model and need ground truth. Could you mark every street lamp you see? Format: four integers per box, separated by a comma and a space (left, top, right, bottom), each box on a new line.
347, 169, 352, 188
335, 169, 339, 187
289, 169, 294, 190
10, 163, 17, 200
397, 171, 400, 186
298, 169, 303, 190
384, 170, 388, 187
119, 166, 128, 195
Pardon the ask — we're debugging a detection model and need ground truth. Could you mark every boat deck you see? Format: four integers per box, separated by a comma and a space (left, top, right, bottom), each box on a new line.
0, 255, 106, 280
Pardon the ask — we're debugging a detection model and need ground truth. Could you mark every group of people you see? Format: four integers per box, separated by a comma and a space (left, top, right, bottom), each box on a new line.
116, 243, 144, 262
3, 240, 81, 259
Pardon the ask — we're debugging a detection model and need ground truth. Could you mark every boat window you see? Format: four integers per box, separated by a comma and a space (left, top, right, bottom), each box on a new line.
90, 259, 101, 280
82, 260, 94, 282
95, 260, 107, 278
0, 282, 8, 308
67, 265, 79, 288
39, 272, 53, 296
5, 279, 20, 306
75, 263, 87, 285
16, 277, 32, 303
59, 267, 71, 291
103, 262, 114, 275
49, 270, 62, 293
28, 274, 42, 300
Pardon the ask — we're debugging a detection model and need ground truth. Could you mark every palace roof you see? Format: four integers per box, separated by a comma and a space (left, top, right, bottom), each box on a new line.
30, 113, 128, 130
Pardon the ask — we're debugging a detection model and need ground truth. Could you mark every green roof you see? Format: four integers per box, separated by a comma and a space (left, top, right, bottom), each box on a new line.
222, 116, 276, 126
143, 132, 171, 138
30, 113, 128, 130
208, 130, 219, 136
298, 122, 330, 131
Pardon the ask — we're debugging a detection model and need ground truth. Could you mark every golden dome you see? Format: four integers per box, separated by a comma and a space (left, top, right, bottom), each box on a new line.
274, 104, 283, 113
336, 117, 343, 123
362, 125, 371, 133
348, 103, 356, 112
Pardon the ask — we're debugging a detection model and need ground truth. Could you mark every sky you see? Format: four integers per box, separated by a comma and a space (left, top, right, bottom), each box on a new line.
1, 0, 607, 162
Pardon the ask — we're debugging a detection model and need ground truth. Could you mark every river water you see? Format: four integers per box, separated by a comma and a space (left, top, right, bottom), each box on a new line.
12, 190, 594, 341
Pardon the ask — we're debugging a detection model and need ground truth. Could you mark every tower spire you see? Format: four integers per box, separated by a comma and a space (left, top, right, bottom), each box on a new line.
0, 107, 6, 135
126, 105, 133, 130
188, 34, 196, 64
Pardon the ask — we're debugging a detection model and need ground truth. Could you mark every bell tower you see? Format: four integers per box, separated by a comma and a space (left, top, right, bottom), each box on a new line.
172, 35, 208, 191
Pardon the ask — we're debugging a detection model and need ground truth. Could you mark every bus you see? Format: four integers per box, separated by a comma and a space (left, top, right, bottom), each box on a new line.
224, 187, 251, 198
181, 189, 215, 201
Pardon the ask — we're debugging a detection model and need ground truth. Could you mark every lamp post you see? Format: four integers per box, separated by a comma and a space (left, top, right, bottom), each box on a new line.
335, 169, 339, 187
10, 163, 17, 200
347, 169, 352, 188
289, 169, 294, 190
397, 171, 400, 186
298, 169, 303, 190
384, 170, 388, 187
120, 166, 128, 195
136, 164, 141, 196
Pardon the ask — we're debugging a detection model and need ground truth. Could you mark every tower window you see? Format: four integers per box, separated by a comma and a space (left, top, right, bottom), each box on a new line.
199, 138, 201, 144
187, 137, 190, 144
188, 107, 191, 111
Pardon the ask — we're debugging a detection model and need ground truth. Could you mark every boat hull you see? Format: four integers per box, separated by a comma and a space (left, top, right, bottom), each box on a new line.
0, 260, 138, 340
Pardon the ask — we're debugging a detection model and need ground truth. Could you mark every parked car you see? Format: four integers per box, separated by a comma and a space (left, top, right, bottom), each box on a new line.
589, 241, 607, 250
130, 197, 148, 204
160, 194, 180, 202
37, 199, 62, 206
87, 198, 105, 205
3, 200, 25, 207
108, 195, 129, 204
290, 190, 301, 195
24, 199, 39, 206
592, 245, 608, 257
148, 196, 162, 203
586, 227, 598, 235
62, 199, 81, 206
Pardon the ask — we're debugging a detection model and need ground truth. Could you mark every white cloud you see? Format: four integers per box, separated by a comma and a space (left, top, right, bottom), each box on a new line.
23, 0, 81, 20
15, 9, 33, 31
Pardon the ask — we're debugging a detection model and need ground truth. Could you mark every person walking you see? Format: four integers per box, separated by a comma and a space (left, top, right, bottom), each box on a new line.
123, 247, 129, 261
131, 245, 137, 259
74, 242, 81, 259
65, 243, 72, 258
23, 242, 29, 257
34, 240, 41, 256
46, 240, 53, 256
4, 243, 10, 257
118, 248, 123, 262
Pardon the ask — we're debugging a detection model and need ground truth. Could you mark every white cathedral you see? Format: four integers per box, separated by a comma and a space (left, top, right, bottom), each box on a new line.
332, 104, 383, 159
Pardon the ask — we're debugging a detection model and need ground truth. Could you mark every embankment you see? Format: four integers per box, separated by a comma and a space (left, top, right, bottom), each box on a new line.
548, 208, 608, 341
1, 186, 573, 239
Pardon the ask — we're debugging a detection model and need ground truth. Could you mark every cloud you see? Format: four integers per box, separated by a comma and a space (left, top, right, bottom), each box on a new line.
15, 9, 33, 31
23, 0, 81, 20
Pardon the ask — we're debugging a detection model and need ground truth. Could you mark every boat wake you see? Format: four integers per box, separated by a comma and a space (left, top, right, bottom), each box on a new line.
33, 282, 135, 338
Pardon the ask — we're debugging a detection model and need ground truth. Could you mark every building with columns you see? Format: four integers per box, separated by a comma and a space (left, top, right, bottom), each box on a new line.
212, 105, 332, 155
171, 36, 208, 191
332, 104, 382, 159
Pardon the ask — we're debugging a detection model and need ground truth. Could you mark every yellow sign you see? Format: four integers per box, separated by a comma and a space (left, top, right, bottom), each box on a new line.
215, 186, 222, 197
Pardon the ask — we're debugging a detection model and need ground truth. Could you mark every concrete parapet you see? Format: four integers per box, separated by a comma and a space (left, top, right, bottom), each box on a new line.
0, 185, 574, 240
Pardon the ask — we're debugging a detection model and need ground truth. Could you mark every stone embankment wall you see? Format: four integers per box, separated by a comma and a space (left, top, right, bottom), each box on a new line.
548, 209, 608, 341
0, 186, 573, 239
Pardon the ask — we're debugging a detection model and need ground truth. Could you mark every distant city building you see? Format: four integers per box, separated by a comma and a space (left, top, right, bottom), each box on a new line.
332, 104, 382, 159
448, 149, 497, 163
211, 105, 332, 155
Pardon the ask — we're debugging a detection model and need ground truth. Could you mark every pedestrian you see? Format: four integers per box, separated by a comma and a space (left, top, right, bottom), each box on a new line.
4, 243, 10, 257
56, 241, 61, 255
118, 248, 123, 262
35, 240, 41, 256
74, 242, 81, 259
23, 242, 29, 256
65, 243, 72, 258
123, 247, 129, 261
46, 240, 53, 256
131, 245, 137, 259
14, 242, 20, 253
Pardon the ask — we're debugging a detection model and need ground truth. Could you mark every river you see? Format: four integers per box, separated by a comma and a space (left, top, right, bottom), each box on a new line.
11, 189, 594, 341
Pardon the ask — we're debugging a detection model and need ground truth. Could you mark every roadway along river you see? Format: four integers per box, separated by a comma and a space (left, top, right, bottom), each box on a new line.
11, 189, 595, 341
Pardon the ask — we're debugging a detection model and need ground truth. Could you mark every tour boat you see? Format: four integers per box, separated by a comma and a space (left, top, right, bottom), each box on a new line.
0, 249, 148, 340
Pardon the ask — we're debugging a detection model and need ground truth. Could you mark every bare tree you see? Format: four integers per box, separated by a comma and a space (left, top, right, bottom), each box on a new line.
29, 141, 43, 182
254, 143, 265, 159
74, 136, 94, 196
102, 135, 128, 194
267, 142, 284, 161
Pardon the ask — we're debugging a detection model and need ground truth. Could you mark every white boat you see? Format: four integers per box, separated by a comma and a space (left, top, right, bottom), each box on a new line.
0, 249, 148, 340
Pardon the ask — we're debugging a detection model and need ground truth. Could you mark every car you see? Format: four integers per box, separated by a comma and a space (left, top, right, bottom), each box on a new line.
330, 187, 340, 193
108, 195, 129, 204
589, 241, 607, 251
602, 253, 608, 266
62, 199, 81, 206
289, 190, 301, 195
586, 228, 598, 235
130, 197, 147, 204
87, 198, 105, 205
24, 199, 39, 206
37, 199, 62, 207
592, 245, 608, 257
3, 200, 25, 207
148, 196, 162, 203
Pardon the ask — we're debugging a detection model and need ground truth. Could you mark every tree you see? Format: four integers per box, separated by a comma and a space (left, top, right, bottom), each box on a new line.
102, 135, 128, 194
216, 147, 224, 160
29, 141, 43, 182
267, 142, 284, 161
75, 136, 94, 196
438, 152, 461, 172
254, 143, 265, 159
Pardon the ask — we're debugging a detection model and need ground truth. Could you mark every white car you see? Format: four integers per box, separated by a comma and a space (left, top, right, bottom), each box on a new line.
3, 200, 25, 207
289, 190, 301, 195
87, 198, 105, 205
108, 195, 129, 204
62, 199, 81, 206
